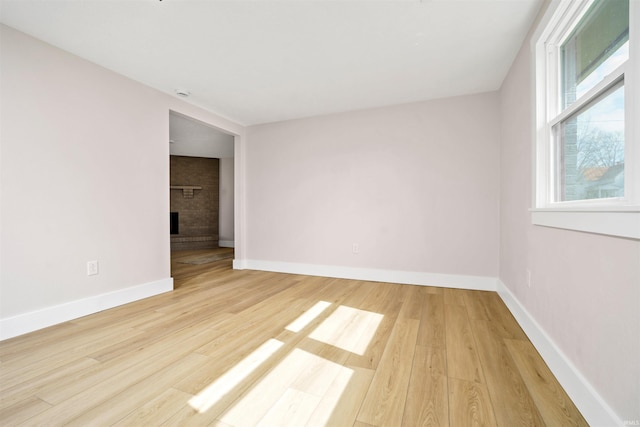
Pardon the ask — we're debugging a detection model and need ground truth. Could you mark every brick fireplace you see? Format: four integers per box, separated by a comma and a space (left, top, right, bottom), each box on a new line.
170, 155, 220, 251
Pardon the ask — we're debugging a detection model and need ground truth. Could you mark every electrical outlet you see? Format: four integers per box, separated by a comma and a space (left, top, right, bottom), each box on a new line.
87, 260, 99, 276
352, 243, 359, 254
526, 269, 532, 288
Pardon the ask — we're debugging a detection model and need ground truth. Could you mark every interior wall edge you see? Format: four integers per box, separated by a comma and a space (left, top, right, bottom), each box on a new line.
496, 279, 624, 427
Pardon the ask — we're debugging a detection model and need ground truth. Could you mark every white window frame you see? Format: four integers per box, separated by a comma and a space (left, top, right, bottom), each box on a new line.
531, 0, 640, 239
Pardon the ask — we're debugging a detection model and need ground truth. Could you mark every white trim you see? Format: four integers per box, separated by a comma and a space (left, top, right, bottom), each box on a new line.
531, 209, 640, 239
233, 258, 247, 270
497, 279, 624, 427
0, 277, 173, 341
234, 134, 247, 263
549, 67, 625, 128
531, 0, 639, 239
218, 240, 235, 248
237, 259, 497, 291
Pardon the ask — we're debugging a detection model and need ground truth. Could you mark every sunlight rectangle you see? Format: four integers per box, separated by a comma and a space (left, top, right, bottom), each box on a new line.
220, 347, 351, 427
306, 367, 355, 427
286, 301, 332, 333
188, 338, 283, 414
309, 305, 383, 356
256, 388, 321, 427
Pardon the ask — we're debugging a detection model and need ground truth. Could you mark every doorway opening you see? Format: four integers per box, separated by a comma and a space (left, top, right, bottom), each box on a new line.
168, 111, 236, 284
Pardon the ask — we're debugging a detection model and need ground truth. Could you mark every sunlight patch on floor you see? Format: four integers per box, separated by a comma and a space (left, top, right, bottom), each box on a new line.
308, 305, 384, 355
286, 301, 332, 333
188, 338, 284, 414
190, 302, 383, 425
220, 348, 354, 427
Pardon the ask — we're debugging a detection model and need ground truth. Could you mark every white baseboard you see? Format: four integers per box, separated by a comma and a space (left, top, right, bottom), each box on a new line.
497, 279, 623, 427
218, 240, 235, 248
236, 259, 497, 291
0, 277, 173, 341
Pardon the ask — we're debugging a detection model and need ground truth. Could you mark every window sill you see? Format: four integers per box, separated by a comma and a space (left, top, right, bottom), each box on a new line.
530, 208, 640, 239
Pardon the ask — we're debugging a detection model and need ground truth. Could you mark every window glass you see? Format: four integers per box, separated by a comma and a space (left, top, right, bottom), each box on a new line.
555, 83, 624, 201
561, 0, 629, 109
531, 0, 638, 238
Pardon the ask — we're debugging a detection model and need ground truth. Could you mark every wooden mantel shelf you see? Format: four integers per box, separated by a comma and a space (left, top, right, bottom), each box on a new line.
170, 185, 202, 199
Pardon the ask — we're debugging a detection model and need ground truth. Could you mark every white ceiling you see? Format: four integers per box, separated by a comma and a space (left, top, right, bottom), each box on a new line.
0, 0, 542, 126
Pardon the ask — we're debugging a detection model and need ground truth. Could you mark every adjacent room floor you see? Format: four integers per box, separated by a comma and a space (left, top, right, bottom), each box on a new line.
0, 248, 587, 426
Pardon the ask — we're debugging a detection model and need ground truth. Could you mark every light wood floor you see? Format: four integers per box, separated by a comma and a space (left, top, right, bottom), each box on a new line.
1, 249, 587, 426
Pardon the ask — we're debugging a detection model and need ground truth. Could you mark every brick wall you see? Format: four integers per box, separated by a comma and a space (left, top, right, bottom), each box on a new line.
170, 156, 219, 251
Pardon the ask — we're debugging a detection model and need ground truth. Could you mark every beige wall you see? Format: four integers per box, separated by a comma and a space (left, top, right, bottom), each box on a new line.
498, 12, 640, 421
0, 25, 243, 327
245, 92, 501, 278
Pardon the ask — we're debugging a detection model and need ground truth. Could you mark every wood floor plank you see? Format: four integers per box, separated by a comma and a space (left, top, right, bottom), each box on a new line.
67, 297, 173, 329
170, 248, 235, 288
33, 326, 224, 408
462, 290, 493, 321
177, 336, 281, 397
505, 339, 588, 427
443, 288, 466, 306
226, 277, 315, 315
417, 293, 445, 348
0, 323, 82, 363
26, 356, 181, 423
66, 353, 209, 426
444, 304, 484, 383
356, 318, 419, 427
465, 291, 528, 340
86, 308, 231, 363
0, 395, 51, 426
290, 349, 345, 397
0, 357, 99, 411
256, 388, 321, 427
158, 403, 214, 426
402, 345, 448, 427
185, 333, 288, 394
306, 365, 374, 427
470, 319, 545, 426
216, 346, 317, 427
295, 335, 353, 367
112, 388, 194, 427
0, 327, 144, 392
308, 304, 385, 357
150, 282, 252, 317
398, 285, 425, 320
179, 299, 327, 396
345, 283, 403, 370
448, 377, 497, 427
1, 314, 148, 365
0, 323, 80, 360
306, 278, 366, 311
340, 280, 378, 304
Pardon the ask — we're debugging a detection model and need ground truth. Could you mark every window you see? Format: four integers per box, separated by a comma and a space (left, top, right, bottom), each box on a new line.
532, 0, 639, 239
